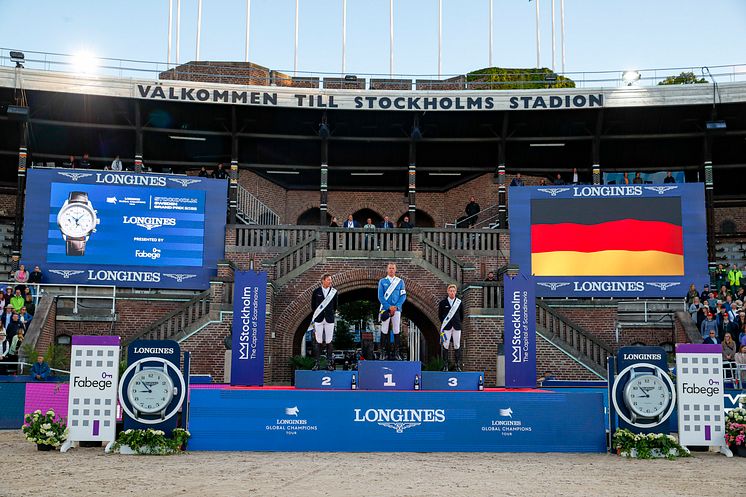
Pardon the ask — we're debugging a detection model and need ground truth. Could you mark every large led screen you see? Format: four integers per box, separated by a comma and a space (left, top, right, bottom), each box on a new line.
509, 184, 708, 297
22, 169, 227, 289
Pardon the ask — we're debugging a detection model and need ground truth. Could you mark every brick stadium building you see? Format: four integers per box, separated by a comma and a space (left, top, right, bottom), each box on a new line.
1, 58, 745, 385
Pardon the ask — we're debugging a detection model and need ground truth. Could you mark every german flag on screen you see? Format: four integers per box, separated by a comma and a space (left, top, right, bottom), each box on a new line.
530, 197, 684, 276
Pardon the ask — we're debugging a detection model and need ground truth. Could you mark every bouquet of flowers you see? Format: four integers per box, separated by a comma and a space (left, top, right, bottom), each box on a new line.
612, 428, 689, 460
21, 409, 68, 448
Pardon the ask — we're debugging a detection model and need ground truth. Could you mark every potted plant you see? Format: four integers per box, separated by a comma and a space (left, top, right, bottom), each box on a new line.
21, 409, 68, 451
612, 429, 690, 460
725, 405, 746, 456
112, 428, 190, 455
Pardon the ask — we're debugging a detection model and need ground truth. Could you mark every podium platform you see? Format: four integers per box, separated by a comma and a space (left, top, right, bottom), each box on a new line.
421, 371, 483, 391
357, 361, 420, 390
295, 370, 356, 390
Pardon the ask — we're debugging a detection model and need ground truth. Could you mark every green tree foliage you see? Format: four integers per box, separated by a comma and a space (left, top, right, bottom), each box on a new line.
333, 319, 356, 350
658, 71, 707, 85
466, 67, 575, 90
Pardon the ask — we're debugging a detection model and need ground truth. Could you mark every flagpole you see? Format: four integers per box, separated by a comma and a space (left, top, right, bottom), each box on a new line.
560, 0, 566, 73
488, 0, 493, 67
196, 0, 203, 60
294, 0, 299, 76
389, 0, 394, 78
438, 0, 442, 78
551, 0, 555, 71
342, 0, 347, 74
167, 0, 173, 65
534, 0, 541, 68
175, 0, 181, 63
245, 0, 251, 63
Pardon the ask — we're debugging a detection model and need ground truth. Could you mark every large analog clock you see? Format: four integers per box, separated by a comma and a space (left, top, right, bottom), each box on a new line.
119, 357, 185, 424
127, 368, 175, 415
611, 364, 676, 428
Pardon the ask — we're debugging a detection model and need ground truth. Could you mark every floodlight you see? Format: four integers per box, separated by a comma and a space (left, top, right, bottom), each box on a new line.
71, 51, 98, 74
344, 75, 357, 82
9, 50, 24, 68
622, 70, 641, 86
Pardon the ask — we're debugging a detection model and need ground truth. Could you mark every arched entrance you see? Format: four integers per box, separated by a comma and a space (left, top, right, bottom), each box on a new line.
297, 207, 331, 226
397, 209, 435, 228
290, 286, 440, 362
352, 208, 382, 227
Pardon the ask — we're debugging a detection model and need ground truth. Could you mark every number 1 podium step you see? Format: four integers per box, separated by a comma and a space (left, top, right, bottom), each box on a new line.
357, 361, 421, 390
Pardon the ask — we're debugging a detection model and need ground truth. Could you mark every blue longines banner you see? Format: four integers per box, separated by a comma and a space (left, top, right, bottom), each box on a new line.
508, 183, 708, 297
231, 271, 267, 386
21, 168, 227, 289
503, 274, 536, 388
187, 389, 606, 452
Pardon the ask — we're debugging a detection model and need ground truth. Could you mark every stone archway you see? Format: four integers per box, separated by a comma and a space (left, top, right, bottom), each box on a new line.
272, 267, 443, 380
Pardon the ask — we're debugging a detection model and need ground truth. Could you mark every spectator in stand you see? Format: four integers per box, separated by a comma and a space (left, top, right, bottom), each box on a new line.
510, 173, 524, 187
198, 166, 209, 178
1, 305, 12, 329
539, 178, 547, 186
24, 294, 34, 316
701, 312, 718, 340
9, 257, 19, 280
9, 328, 23, 357
0, 330, 10, 374
632, 172, 644, 184
28, 265, 42, 297
343, 214, 359, 228
736, 345, 746, 383
485, 271, 497, 282
703, 329, 719, 344
465, 196, 480, 227
379, 216, 394, 230
62, 155, 77, 168
329, 217, 339, 227
572, 168, 579, 184
212, 163, 228, 179
707, 292, 718, 313
18, 307, 32, 324
363, 218, 376, 250
622, 172, 630, 185
553, 173, 566, 185
6, 313, 25, 343
79, 153, 91, 169
728, 264, 743, 295
686, 284, 699, 305
31, 355, 51, 381
4, 286, 14, 304
664, 171, 676, 184
714, 264, 727, 290
721, 312, 738, 342
736, 311, 746, 330
9, 290, 24, 312
689, 296, 704, 324
723, 333, 737, 362
111, 155, 123, 172
14, 264, 28, 292
700, 284, 711, 301
399, 216, 413, 229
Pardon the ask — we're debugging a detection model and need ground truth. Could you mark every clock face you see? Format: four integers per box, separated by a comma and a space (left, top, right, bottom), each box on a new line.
127, 369, 174, 414
57, 203, 96, 238
624, 374, 671, 418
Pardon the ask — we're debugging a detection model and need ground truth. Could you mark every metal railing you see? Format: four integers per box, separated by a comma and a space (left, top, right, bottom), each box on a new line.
236, 184, 280, 225
422, 228, 501, 253
445, 205, 500, 229
234, 225, 315, 248
617, 300, 687, 325
323, 228, 413, 252
1, 282, 116, 315
3, 361, 70, 376
3, 48, 746, 88
535, 300, 611, 372
125, 290, 211, 344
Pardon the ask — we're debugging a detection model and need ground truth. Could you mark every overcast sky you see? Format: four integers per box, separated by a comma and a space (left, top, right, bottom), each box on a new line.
1, 0, 744, 79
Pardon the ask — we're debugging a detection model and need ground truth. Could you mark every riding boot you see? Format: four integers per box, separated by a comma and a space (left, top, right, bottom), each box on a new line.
393, 333, 402, 361
441, 347, 449, 371
455, 348, 463, 372
380, 335, 388, 360
326, 343, 335, 371
312, 341, 320, 371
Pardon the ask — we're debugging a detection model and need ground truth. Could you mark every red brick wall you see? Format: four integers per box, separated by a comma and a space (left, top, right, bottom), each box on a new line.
180, 314, 232, 380
0, 193, 16, 217
714, 207, 746, 234
547, 304, 618, 350
536, 338, 602, 381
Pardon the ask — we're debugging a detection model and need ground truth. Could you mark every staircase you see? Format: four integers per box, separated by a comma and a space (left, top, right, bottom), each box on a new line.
535, 300, 611, 378
124, 290, 213, 344
236, 184, 280, 225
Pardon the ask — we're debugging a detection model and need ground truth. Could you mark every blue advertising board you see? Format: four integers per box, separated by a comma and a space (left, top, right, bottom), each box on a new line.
21, 168, 227, 289
508, 183, 708, 297
187, 388, 606, 452
230, 271, 268, 386
358, 360, 421, 390
503, 274, 536, 388
295, 370, 355, 390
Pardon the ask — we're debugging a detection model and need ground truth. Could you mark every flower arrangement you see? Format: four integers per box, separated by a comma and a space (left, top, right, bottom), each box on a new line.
725, 406, 746, 447
21, 409, 69, 449
612, 429, 690, 460
112, 428, 190, 455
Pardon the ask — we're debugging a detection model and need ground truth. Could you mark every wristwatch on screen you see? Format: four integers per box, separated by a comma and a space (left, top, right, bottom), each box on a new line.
56, 191, 99, 256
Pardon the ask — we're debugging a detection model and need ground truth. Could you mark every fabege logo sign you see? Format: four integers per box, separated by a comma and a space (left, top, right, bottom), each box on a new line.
72, 373, 114, 391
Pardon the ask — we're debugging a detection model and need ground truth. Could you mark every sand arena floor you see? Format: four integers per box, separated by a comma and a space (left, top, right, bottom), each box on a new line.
0, 430, 738, 497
